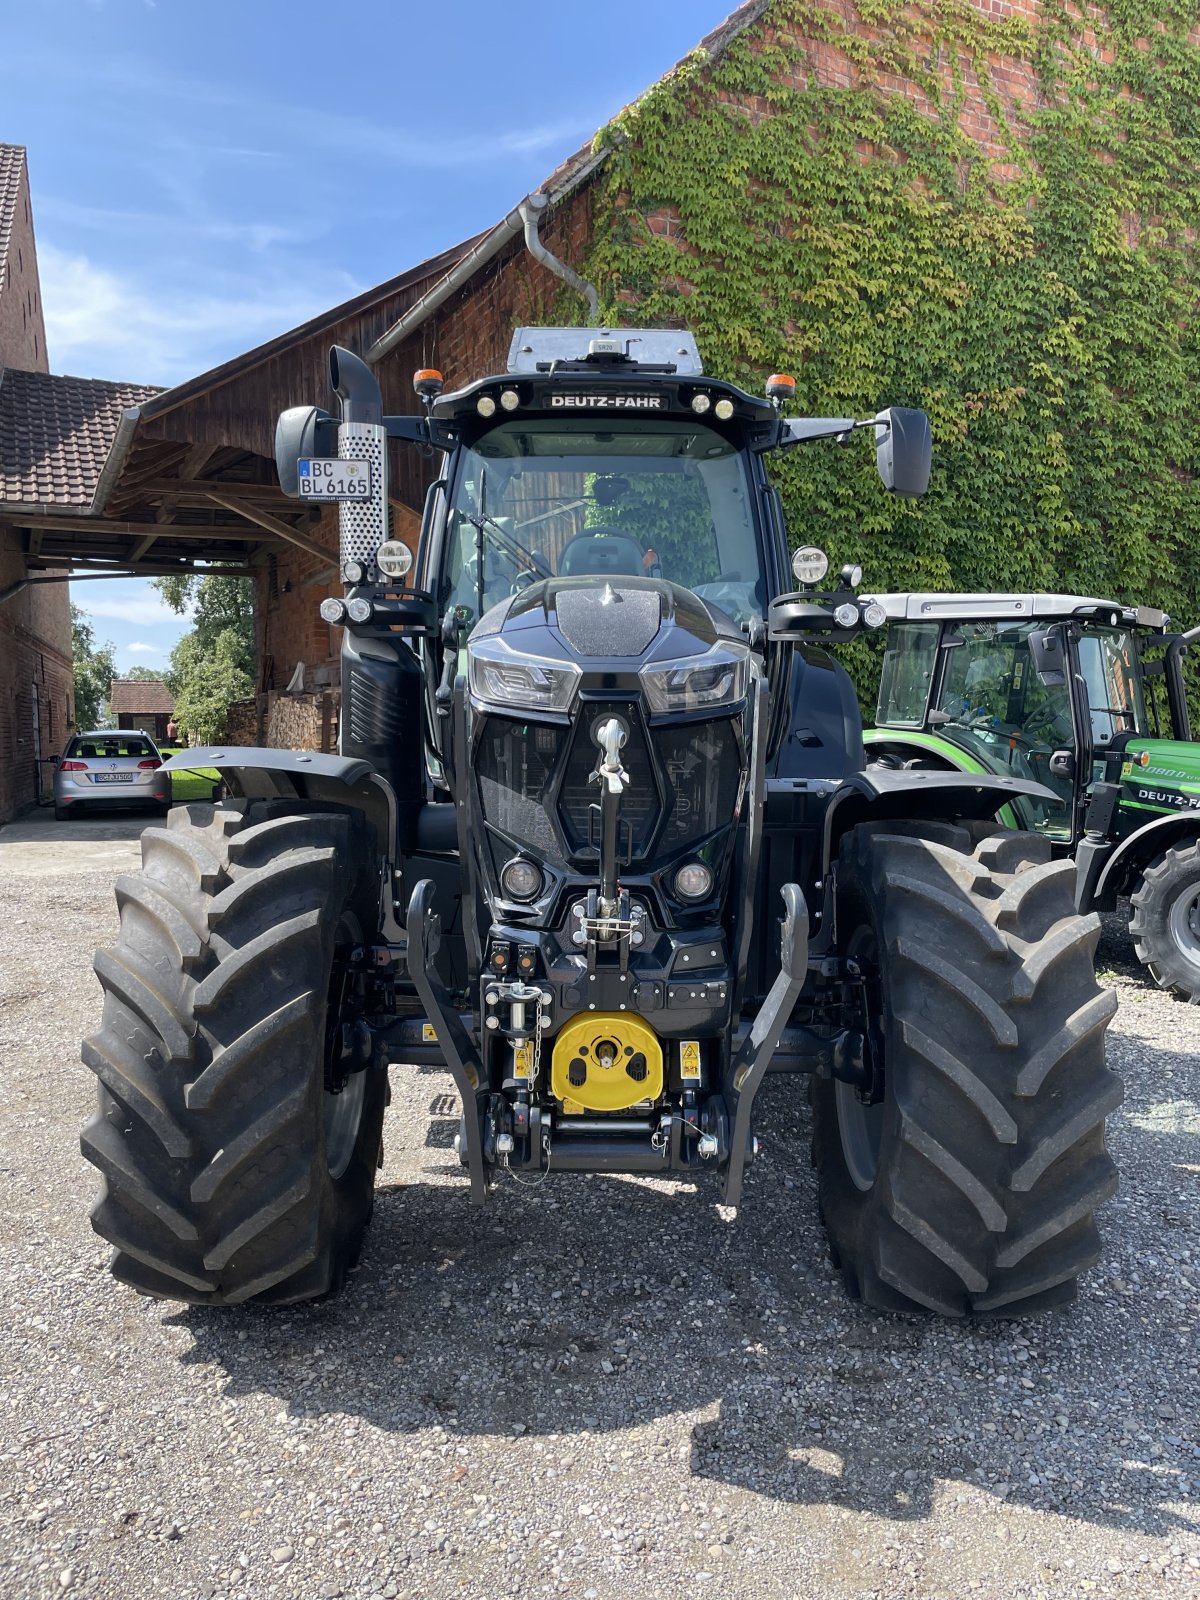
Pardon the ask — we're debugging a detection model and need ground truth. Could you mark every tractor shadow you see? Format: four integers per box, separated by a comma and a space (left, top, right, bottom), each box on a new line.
169, 998, 1200, 1540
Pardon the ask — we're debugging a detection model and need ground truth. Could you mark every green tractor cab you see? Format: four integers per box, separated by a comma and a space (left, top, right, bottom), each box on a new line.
866, 592, 1200, 996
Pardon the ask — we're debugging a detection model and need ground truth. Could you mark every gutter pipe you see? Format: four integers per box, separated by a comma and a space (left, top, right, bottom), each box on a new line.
365, 147, 609, 366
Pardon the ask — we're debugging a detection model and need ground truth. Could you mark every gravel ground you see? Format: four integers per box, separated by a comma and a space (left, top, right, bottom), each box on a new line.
0, 854, 1198, 1600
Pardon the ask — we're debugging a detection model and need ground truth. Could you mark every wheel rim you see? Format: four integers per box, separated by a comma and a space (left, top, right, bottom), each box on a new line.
1167, 881, 1200, 974
834, 924, 885, 1192
324, 1072, 367, 1182
323, 911, 367, 1182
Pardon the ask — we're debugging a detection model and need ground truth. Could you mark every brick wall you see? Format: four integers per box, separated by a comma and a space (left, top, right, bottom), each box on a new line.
0, 528, 74, 821
259, 189, 597, 702
0, 148, 49, 373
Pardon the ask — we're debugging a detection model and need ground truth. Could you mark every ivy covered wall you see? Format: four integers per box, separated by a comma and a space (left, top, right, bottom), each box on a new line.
579, 0, 1200, 696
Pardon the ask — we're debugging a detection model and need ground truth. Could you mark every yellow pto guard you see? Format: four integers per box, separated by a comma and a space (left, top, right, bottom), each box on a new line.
551, 1012, 663, 1113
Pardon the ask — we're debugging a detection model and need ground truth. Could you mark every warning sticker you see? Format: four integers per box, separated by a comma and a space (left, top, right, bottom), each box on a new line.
680, 1040, 701, 1079
421, 1023, 438, 1043
513, 1042, 533, 1078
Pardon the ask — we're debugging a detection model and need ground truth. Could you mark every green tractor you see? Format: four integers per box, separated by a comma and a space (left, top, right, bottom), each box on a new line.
861, 590, 1200, 996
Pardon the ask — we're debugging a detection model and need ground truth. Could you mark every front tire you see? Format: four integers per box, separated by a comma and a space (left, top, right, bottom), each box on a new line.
81, 802, 386, 1305
813, 824, 1121, 1316
1129, 840, 1200, 999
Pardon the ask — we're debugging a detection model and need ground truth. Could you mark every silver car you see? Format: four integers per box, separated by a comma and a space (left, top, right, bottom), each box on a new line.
53, 730, 171, 821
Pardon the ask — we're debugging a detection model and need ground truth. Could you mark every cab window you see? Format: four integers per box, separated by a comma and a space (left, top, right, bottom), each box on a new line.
877, 623, 938, 726
1077, 629, 1148, 746
440, 419, 762, 630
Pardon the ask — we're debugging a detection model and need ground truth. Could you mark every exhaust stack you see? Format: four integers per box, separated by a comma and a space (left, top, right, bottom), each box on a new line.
329, 345, 388, 576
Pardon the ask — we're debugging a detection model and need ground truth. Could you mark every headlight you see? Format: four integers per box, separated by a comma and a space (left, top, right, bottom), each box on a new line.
500, 857, 543, 901
833, 602, 859, 630
468, 635, 581, 713
376, 540, 412, 580
639, 643, 749, 714
861, 601, 888, 629
674, 862, 714, 900
792, 545, 829, 585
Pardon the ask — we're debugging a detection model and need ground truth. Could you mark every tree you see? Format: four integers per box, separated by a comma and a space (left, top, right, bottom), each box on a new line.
154, 575, 254, 678
167, 627, 254, 743
122, 666, 166, 681
155, 574, 256, 742
70, 604, 116, 730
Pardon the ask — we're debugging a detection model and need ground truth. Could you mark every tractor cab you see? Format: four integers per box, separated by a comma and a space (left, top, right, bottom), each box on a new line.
867, 592, 1193, 849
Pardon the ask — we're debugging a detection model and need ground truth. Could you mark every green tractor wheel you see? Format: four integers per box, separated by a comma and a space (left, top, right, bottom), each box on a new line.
1129, 840, 1200, 1000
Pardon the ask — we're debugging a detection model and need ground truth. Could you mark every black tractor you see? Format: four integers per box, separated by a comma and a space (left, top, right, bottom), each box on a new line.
81, 328, 1121, 1318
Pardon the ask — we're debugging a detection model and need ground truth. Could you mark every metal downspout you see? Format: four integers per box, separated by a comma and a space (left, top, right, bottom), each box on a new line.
365, 148, 609, 366
518, 194, 599, 320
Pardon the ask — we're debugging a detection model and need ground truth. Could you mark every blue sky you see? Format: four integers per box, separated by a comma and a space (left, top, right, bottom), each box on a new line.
4, 0, 734, 670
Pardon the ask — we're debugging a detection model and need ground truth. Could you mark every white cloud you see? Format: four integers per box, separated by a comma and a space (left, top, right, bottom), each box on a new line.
125, 641, 159, 654
39, 242, 361, 385
78, 594, 181, 627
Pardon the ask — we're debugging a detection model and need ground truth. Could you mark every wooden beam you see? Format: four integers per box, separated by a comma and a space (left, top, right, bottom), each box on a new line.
28, 529, 42, 557
136, 477, 286, 499
15, 514, 278, 538
180, 443, 220, 480
30, 566, 254, 585
129, 534, 159, 561
205, 493, 335, 564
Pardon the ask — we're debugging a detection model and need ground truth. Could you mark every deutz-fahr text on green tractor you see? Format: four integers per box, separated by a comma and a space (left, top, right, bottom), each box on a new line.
81, 329, 1121, 1317
864, 593, 1200, 998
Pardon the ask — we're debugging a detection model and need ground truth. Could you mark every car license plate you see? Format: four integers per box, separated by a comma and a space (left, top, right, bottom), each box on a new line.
297, 458, 372, 500
93, 772, 127, 783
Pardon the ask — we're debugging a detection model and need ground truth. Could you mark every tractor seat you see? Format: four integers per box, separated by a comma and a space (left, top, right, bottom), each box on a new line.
558, 532, 645, 578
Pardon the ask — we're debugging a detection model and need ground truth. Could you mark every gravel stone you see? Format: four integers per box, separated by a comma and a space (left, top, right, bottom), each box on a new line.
0, 853, 1198, 1598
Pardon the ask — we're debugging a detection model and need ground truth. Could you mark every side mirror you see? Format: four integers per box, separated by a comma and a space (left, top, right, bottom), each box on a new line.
1049, 749, 1077, 779
1028, 627, 1067, 686
274, 405, 337, 497
875, 407, 932, 498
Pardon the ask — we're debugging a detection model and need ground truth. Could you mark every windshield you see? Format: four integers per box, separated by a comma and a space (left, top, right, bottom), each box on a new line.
1077, 628, 1148, 745
934, 620, 1075, 838
440, 419, 762, 629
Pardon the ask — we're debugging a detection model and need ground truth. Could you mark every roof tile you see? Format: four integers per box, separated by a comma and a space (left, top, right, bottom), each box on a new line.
0, 367, 161, 507
109, 679, 174, 715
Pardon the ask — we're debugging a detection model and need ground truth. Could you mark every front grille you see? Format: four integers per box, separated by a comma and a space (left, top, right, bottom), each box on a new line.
558, 706, 658, 856
658, 719, 742, 851
476, 720, 562, 858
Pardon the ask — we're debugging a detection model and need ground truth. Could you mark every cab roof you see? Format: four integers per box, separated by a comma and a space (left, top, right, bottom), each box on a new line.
864, 592, 1169, 631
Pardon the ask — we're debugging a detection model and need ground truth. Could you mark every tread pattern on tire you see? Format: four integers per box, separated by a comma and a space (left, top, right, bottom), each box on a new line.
815, 822, 1121, 1317
81, 802, 382, 1305
1128, 839, 1200, 998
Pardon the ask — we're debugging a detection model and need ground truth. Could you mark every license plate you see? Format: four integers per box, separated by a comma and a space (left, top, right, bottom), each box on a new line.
297, 458, 372, 500
93, 772, 128, 784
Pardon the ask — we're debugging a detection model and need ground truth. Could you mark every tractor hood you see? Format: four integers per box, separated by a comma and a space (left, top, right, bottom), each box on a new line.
467, 576, 751, 714
1122, 740, 1200, 810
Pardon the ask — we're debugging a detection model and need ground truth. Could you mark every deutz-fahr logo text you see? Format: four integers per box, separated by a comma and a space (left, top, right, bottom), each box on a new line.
1136, 787, 1200, 811
550, 394, 664, 410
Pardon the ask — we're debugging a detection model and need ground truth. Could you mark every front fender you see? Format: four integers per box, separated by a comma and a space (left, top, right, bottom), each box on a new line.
1083, 810, 1200, 911
822, 767, 1056, 874
161, 745, 397, 861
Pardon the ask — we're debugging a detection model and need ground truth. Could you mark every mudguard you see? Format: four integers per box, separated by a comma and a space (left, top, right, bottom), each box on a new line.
1079, 810, 1200, 911
822, 767, 1057, 872
160, 745, 400, 931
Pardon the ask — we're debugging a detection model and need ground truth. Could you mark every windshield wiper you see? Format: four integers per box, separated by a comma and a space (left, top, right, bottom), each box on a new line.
466, 465, 550, 590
